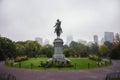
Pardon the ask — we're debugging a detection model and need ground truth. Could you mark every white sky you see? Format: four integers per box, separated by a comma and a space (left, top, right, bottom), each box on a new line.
0, 0, 120, 44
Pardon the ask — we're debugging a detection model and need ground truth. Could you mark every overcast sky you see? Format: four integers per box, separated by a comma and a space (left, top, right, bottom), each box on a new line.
0, 0, 120, 44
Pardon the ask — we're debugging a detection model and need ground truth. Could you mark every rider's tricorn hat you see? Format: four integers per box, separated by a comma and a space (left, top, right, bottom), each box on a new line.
57, 19, 59, 21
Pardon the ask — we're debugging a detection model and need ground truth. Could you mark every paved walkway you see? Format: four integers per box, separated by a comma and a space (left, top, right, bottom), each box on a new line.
0, 60, 120, 80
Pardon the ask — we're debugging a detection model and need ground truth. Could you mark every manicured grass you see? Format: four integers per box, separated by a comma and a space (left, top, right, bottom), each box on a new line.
5, 58, 111, 70
69, 58, 96, 69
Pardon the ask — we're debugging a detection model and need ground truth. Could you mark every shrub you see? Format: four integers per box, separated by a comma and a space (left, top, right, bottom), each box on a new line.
89, 55, 101, 61
40, 61, 73, 68
14, 56, 28, 62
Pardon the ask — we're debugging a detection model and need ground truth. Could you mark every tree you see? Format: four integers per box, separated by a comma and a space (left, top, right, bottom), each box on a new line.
69, 41, 89, 57
0, 37, 16, 60
45, 44, 54, 58
104, 41, 113, 50
113, 33, 120, 48
63, 44, 69, 49
104, 41, 113, 57
89, 43, 99, 55
24, 40, 41, 57
40, 44, 53, 58
15, 42, 26, 56
63, 49, 71, 57
110, 44, 120, 59
99, 45, 109, 57
110, 33, 120, 59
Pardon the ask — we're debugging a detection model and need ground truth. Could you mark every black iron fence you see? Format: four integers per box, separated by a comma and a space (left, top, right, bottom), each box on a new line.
0, 73, 16, 80
105, 71, 120, 80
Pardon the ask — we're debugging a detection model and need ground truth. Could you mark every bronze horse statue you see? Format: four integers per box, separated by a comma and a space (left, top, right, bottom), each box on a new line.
54, 19, 62, 37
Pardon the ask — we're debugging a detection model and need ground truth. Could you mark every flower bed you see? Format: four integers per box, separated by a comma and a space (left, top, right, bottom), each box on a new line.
89, 55, 101, 61
14, 56, 28, 62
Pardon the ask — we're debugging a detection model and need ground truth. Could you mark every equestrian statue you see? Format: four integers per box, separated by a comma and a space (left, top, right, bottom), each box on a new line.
54, 19, 63, 38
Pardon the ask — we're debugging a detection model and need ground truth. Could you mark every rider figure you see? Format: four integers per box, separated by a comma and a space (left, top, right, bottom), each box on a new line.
54, 19, 61, 28
54, 19, 62, 37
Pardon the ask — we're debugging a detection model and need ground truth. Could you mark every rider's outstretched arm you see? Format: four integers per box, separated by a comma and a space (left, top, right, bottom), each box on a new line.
54, 23, 57, 27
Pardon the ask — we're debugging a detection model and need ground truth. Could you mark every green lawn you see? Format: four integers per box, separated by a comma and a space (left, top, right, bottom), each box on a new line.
5, 58, 111, 70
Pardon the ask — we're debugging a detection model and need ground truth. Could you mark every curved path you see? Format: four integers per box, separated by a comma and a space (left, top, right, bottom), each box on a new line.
0, 60, 120, 80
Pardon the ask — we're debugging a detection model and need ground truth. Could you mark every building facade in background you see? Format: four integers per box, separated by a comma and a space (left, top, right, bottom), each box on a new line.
93, 35, 98, 44
104, 32, 114, 43
100, 37, 104, 45
66, 35, 73, 46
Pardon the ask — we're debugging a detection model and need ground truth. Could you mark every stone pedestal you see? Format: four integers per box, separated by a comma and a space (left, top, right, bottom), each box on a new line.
52, 38, 65, 62
47, 38, 70, 62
